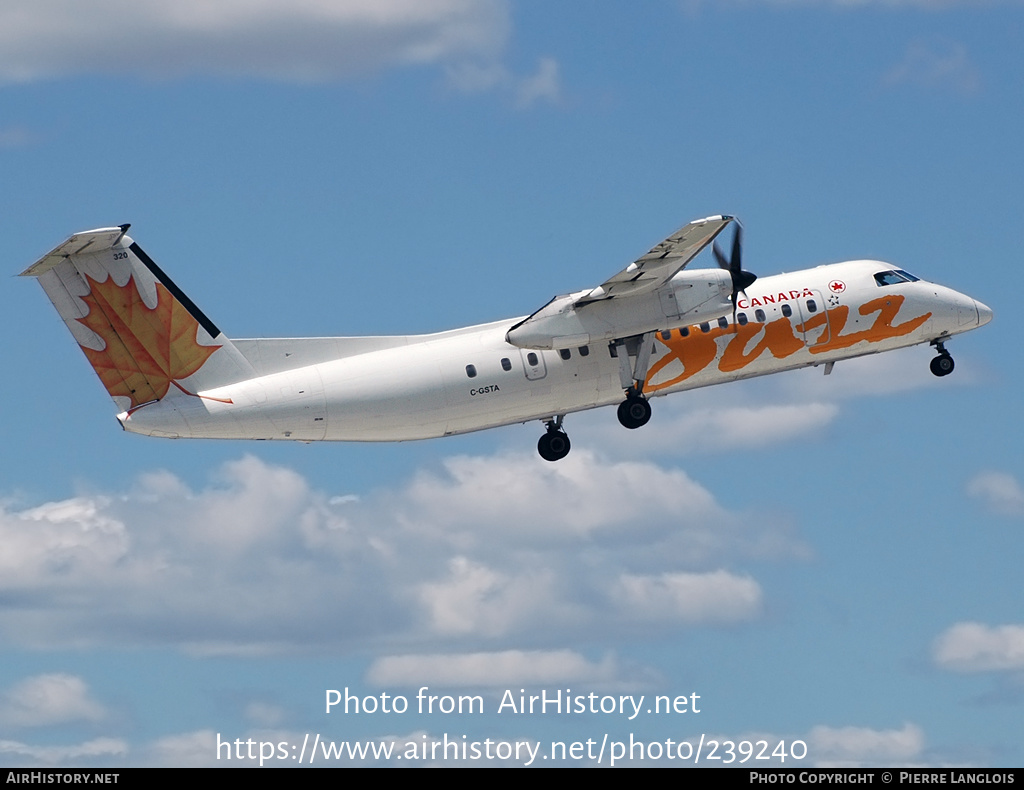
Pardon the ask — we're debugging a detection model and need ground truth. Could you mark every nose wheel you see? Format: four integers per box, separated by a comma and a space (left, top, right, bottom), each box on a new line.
537, 417, 571, 462
929, 340, 955, 377
930, 353, 954, 377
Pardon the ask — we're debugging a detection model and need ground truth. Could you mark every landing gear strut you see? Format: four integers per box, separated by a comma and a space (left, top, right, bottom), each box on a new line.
930, 340, 955, 377
612, 333, 655, 430
537, 416, 571, 462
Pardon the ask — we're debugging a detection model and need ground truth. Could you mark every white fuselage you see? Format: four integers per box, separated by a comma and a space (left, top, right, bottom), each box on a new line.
119, 260, 991, 442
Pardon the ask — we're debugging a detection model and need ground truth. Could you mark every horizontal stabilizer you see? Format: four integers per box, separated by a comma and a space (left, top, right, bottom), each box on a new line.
20, 226, 131, 278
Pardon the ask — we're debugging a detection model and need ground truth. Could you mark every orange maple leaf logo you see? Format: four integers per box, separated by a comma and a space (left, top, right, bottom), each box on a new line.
76, 273, 221, 409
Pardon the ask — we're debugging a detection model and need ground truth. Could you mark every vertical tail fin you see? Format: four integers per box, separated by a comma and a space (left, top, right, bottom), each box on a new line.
21, 225, 254, 412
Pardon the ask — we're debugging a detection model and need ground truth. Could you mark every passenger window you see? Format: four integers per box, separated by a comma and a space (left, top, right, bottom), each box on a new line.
501, 357, 512, 371
737, 312, 748, 326
680, 327, 689, 337
559, 349, 571, 361
718, 316, 729, 329
700, 322, 710, 333
527, 352, 539, 366
755, 309, 766, 323
781, 304, 792, 318
466, 364, 477, 378
660, 330, 672, 340
578, 345, 589, 357
806, 299, 817, 313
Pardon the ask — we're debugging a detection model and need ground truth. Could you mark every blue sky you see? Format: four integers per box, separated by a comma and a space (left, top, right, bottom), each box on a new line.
2, 0, 1022, 767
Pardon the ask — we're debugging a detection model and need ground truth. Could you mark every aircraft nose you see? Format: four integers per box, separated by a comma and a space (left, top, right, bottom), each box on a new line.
975, 299, 993, 327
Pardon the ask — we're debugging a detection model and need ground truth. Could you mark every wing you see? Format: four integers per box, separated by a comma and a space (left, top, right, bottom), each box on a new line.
505, 214, 737, 350
576, 214, 733, 305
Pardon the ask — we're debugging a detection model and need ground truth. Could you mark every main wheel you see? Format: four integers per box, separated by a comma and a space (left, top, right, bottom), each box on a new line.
930, 354, 954, 377
537, 430, 571, 461
617, 397, 652, 429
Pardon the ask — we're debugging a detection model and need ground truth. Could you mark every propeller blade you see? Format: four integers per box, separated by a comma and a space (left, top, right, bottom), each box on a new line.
713, 223, 756, 328
713, 242, 729, 271
730, 224, 743, 272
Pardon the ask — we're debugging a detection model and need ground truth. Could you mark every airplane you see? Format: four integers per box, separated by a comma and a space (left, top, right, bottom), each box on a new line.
20, 215, 992, 462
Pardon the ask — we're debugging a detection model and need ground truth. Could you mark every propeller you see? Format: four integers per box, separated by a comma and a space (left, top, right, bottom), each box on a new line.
713, 223, 757, 325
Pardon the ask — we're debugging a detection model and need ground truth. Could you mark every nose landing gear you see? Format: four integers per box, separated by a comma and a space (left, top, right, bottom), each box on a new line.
930, 340, 955, 377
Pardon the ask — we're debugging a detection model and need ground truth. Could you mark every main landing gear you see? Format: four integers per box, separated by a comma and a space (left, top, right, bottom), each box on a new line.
929, 339, 955, 377
534, 333, 659, 461
612, 333, 655, 430
617, 388, 652, 429
537, 416, 571, 462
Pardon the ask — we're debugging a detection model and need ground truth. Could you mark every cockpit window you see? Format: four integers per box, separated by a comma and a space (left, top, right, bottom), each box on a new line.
896, 269, 920, 282
874, 270, 912, 287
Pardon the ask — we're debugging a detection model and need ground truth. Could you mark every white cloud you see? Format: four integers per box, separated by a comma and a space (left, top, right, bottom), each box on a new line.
244, 702, 287, 727
592, 400, 839, 456
140, 729, 219, 768
398, 449, 726, 540
779, 346, 955, 400
609, 722, 926, 767
0, 451, 803, 655
445, 55, 562, 108
698, 403, 838, 447
884, 38, 982, 96
0, 737, 127, 766
367, 649, 623, 687
0, 0, 509, 83
808, 723, 924, 765
575, 344, 958, 462
614, 570, 762, 623
968, 471, 1024, 516
0, 496, 129, 591
417, 556, 567, 637
933, 622, 1024, 672
515, 57, 561, 107
0, 674, 106, 729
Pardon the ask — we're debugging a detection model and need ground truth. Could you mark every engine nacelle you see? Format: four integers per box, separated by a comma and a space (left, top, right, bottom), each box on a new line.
506, 268, 735, 350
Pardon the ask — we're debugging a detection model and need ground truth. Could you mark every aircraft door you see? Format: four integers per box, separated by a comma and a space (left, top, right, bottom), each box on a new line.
520, 349, 547, 381
796, 290, 831, 348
